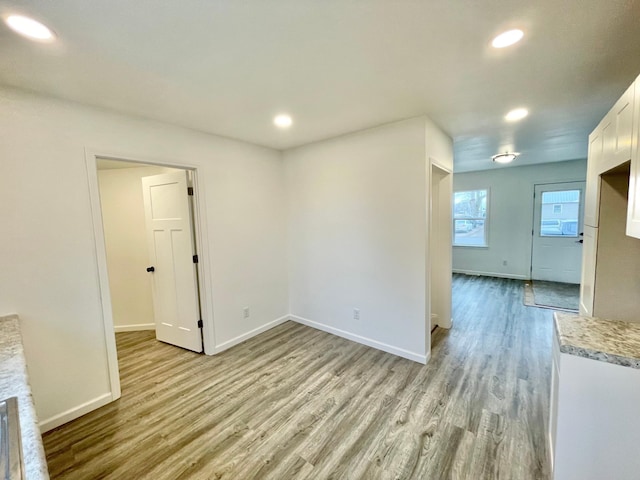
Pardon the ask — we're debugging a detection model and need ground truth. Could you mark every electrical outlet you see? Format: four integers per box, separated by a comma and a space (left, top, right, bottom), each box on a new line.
243, 307, 250, 319
353, 308, 360, 320
502, 260, 508, 266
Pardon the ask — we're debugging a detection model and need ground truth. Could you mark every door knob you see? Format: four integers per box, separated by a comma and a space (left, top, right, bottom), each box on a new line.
146, 266, 155, 272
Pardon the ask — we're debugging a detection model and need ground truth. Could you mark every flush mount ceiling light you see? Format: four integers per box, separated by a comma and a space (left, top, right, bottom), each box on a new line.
491, 29, 524, 48
505, 108, 529, 122
492, 152, 520, 164
4, 14, 55, 42
273, 114, 293, 129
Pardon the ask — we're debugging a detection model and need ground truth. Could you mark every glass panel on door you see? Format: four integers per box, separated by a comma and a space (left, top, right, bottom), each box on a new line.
540, 190, 581, 238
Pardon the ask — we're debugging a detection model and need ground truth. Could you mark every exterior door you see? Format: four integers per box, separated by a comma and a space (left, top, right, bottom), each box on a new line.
141, 171, 202, 352
531, 182, 586, 284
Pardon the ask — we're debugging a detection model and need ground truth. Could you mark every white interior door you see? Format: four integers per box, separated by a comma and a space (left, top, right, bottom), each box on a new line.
141, 171, 202, 352
531, 181, 586, 284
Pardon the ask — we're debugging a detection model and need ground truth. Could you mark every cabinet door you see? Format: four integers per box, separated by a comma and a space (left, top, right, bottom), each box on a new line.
579, 225, 598, 316
600, 83, 635, 174
627, 77, 640, 238
584, 130, 603, 227
554, 355, 640, 480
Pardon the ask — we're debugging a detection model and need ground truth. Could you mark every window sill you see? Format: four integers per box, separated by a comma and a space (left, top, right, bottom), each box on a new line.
453, 244, 489, 249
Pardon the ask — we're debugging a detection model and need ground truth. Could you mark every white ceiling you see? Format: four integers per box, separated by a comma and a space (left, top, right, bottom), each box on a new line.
1, 0, 639, 172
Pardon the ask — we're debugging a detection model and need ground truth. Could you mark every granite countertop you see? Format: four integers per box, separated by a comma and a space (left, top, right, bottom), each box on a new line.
554, 312, 640, 369
0, 314, 50, 479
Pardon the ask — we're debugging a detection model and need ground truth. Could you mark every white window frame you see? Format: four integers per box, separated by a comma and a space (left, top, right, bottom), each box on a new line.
453, 188, 489, 248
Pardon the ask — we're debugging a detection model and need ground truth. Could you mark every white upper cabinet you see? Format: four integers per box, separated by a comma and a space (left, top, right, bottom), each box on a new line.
584, 73, 640, 236
599, 83, 635, 174
627, 76, 640, 239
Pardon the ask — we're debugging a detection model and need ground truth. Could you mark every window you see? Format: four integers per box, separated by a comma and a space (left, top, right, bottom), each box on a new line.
453, 189, 488, 247
540, 190, 580, 237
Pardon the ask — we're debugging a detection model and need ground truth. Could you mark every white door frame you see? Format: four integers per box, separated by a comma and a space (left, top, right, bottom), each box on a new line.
427, 158, 453, 335
84, 148, 216, 401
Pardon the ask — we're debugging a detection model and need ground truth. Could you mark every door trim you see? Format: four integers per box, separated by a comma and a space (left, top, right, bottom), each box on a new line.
84, 148, 216, 402
427, 159, 453, 335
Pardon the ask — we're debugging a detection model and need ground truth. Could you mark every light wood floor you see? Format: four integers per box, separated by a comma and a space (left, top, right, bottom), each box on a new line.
43, 274, 552, 479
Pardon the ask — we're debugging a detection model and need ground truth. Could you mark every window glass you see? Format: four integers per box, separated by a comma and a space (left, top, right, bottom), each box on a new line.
453, 189, 488, 247
540, 190, 579, 237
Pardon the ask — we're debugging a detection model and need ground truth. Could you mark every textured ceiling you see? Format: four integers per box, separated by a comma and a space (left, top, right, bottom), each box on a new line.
1, 0, 639, 171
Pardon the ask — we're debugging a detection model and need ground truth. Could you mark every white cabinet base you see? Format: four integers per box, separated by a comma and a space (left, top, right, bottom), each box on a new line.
551, 351, 640, 480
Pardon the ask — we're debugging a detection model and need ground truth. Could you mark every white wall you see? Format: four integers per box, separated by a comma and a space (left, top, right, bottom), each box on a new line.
97, 165, 175, 331
453, 159, 587, 279
285, 117, 452, 362
0, 86, 288, 429
426, 117, 454, 172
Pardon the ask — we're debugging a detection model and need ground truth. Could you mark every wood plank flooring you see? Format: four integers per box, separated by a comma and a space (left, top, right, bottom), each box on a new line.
43, 274, 552, 479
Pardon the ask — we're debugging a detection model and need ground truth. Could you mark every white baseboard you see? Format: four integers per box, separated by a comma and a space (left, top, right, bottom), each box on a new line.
434, 320, 453, 330
453, 269, 529, 280
114, 323, 155, 332
213, 315, 290, 354
39, 392, 113, 433
289, 315, 428, 364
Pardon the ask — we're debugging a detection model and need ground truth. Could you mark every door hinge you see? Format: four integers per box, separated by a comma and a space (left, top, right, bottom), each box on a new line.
193, 254, 199, 263
197, 319, 203, 328
187, 186, 194, 196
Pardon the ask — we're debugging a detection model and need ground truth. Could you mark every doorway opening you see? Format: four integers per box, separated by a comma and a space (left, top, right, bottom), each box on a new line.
86, 152, 212, 401
526, 181, 585, 311
429, 161, 453, 336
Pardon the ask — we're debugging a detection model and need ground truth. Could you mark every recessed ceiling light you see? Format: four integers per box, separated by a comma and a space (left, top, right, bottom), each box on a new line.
273, 114, 293, 129
491, 29, 524, 49
505, 108, 529, 122
492, 152, 520, 164
4, 14, 55, 42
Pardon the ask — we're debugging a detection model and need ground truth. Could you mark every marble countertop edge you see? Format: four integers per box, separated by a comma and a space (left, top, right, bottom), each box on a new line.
554, 312, 640, 369
0, 314, 50, 479
558, 343, 640, 368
